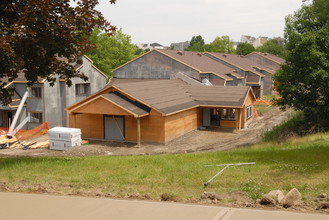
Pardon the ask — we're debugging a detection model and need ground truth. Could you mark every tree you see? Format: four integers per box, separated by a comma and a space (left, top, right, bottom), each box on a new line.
185, 35, 205, 52
86, 28, 137, 77
236, 42, 255, 55
209, 36, 235, 53
257, 39, 286, 58
0, 0, 116, 105
273, 1, 329, 121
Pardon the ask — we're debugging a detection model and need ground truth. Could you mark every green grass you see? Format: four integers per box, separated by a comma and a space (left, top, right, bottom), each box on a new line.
0, 133, 329, 203
254, 103, 273, 115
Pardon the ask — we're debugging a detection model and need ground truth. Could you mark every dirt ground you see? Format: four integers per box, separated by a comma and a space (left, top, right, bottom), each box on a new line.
0, 107, 290, 157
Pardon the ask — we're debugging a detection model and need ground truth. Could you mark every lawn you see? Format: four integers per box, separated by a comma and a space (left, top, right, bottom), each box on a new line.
0, 133, 328, 203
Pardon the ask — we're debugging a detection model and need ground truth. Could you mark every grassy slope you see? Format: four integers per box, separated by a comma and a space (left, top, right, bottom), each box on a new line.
0, 133, 328, 203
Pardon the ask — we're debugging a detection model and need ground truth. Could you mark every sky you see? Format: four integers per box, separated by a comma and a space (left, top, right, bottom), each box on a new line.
96, 0, 304, 46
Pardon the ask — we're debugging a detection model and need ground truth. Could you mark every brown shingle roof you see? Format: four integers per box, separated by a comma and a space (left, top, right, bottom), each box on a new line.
157, 49, 234, 80
206, 52, 263, 71
113, 80, 196, 115
113, 80, 252, 115
187, 85, 250, 107
248, 52, 285, 64
101, 92, 150, 117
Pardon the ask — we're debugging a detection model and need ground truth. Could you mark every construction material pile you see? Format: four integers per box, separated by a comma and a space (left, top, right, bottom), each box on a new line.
49, 127, 82, 151
0, 135, 49, 150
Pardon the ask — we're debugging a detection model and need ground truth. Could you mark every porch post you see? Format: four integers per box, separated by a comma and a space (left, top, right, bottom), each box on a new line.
239, 108, 243, 129
137, 118, 141, 147
235, 109, 239, 130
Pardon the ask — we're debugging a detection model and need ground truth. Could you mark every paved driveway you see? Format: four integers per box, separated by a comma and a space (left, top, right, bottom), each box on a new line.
0, 192, 327, 220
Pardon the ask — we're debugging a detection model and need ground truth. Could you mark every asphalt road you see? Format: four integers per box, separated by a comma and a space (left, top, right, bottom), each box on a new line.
0, 192, 328, 220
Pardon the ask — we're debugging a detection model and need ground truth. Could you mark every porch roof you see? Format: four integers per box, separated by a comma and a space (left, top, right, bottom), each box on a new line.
101, 92, 150, 117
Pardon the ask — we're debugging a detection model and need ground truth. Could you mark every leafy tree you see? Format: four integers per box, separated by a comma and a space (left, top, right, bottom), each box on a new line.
209, 36, 235, 53
236, 42, 255, 55
273, 1, 329, 121
0, 0, 116, 104
185, 35, 205, 52
86, 29, 137, 77
257, 39, 286, 58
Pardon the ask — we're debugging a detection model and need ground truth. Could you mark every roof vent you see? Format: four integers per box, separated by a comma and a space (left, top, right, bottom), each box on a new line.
222, 54, 227, 58
240, 55, 244, 58
177, 51, 184, 56
197, 53, 202, 57
264, 53, 268, 56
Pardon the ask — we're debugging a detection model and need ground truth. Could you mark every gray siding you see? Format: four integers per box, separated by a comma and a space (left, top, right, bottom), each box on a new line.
262, 71, 273, 95
204, 53, 246, 76
245, 53, 281, 72
114, 50, 201, 80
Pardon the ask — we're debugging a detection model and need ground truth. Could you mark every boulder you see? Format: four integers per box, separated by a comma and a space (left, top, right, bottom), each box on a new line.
260, 190, 284, 205
282, 188, 302, 208
268, 190, 285, 204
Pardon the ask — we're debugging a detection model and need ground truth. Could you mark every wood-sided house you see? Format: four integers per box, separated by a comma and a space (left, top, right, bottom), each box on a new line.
66, 80, 256, 144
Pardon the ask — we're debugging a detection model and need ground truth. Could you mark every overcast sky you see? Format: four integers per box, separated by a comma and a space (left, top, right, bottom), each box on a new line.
96, 0, 304, 46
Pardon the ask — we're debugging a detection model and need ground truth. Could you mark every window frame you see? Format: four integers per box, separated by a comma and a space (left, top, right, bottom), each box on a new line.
221, 108, 236, 120
31, 87, 42, 98
246, 105, 253, 120
75, 83, 90, 96
30, 112, 43, 124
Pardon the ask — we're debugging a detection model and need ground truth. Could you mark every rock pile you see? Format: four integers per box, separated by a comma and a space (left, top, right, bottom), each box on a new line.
260, 188, 301, 208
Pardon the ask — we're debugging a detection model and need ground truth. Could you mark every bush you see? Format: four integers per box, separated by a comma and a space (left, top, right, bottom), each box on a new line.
261, 111, 328, 142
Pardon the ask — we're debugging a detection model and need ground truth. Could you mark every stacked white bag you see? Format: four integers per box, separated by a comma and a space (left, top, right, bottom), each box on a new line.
48, 127, 82, 151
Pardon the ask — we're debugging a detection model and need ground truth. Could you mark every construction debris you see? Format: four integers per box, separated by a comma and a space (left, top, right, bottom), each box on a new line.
0, 136, 18, 149
0, 135, 49, 150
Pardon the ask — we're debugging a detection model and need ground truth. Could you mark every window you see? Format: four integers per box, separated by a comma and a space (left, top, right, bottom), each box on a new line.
31, 87, 42, 98
221, 109, 236, 120
246, 106, 253, 119
76, 83, 90, 96
31, 112, 43, 123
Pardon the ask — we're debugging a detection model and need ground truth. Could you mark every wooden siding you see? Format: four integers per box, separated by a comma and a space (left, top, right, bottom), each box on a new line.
71, 97, 132, 116
69, 113, 104, 139
164, 108, 202, 143
125, 110, 165, 143
220, 119, 237, 128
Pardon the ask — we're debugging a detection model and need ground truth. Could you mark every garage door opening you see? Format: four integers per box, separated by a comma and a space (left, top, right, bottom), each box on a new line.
104, 115, 125, 141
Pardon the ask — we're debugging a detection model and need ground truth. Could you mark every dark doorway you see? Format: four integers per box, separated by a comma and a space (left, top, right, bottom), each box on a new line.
210, 109, 220, 126
104, 116, 125, 141
252, 86, 261, 98
6, 111, 13, 128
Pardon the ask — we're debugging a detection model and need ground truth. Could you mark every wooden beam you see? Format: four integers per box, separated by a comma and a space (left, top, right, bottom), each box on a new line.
239, 108, 243, 129
137, 118, 141, 148
235, 109, 239, 130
